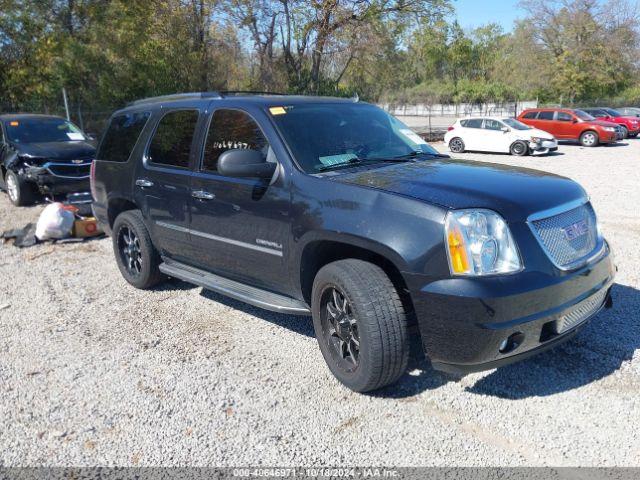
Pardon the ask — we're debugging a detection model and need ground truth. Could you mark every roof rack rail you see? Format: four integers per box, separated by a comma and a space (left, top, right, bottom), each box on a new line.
128, 92, 222, 106
219, 90, 287, 97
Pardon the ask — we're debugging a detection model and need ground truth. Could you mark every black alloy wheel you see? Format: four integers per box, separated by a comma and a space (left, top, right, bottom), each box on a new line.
320, 286, 360, 371
117, 225, 143, 277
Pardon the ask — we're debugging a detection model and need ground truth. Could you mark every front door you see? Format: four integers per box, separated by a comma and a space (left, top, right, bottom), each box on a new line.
478, 118, 510, 152
555, 111, 576, 139
136, 109, 201, 263
188, 108, 291, 294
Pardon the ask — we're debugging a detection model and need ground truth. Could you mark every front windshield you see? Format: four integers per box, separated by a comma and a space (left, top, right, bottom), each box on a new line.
4, 118, 86, 144
502, 118, 531, 130
604, 108, 622, 117
269, 103, 439, 173
574, 110, 595, 121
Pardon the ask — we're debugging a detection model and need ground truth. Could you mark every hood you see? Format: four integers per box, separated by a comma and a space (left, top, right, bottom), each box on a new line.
13, 141, 96, 161
589, 120, 619, 128
331, 159, 586, 222
517, 128, 554, 140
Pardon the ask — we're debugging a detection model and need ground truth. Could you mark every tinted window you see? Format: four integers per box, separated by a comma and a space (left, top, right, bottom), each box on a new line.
557, 112, 573, 122
538, 111, 555, 120
148, 110, 199, 168
269, 103, 439, 173
463, 118, 483, 128
575, 110, 595, 121
604, 108, 621, 117
202, 110, 269, 172
522, 111, 538, 119
4, 117, 85, 144
98, 112, 150, 162
502, 118, 531, 130
483, 119, 503, 130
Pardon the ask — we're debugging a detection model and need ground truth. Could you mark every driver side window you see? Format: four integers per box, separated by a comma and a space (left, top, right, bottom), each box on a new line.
202, 109, 269, 173
483, 119, 503, 131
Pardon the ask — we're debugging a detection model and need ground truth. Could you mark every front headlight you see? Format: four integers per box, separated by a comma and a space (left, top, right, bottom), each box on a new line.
445, 209, 522, 276
603, 127, 616, 132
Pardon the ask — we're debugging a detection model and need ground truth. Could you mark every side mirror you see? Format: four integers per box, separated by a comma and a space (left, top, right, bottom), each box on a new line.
86, 133, 98, 141
217, 149, 277, 179
501, 126, 510, 133
573, 118, 578, 123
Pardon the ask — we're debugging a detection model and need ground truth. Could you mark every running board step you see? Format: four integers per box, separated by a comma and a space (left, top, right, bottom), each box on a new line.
159, 259, 311, 316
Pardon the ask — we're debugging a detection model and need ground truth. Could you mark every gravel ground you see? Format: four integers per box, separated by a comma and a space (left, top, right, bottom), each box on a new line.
0, 140, 639, 467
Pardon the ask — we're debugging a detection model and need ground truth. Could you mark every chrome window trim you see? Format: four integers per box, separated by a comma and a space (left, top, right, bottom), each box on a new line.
526, 197, 605, 271
156, 221, 283, 257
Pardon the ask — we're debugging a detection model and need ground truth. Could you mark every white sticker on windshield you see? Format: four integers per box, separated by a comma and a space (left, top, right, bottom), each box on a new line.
67, 132, 84, 141
399, 129, 427, 146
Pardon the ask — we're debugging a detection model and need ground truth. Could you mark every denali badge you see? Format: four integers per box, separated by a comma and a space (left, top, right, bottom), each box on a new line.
563, 219, 589, 241
71, 159, 84, 164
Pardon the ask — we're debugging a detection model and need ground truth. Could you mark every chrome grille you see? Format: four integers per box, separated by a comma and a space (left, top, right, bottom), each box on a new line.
555, 288, 608, 334
531, 202, 599, 268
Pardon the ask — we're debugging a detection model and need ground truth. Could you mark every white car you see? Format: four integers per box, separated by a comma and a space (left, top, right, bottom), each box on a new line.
444, 117, 558, 156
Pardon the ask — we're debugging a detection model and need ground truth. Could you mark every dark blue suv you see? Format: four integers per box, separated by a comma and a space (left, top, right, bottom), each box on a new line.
91, 92, 615, 392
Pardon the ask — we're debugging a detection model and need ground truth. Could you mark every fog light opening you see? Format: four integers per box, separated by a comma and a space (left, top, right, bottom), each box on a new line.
499, 332, 525, 354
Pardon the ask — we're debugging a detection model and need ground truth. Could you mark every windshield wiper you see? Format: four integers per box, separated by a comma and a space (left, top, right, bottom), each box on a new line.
318, 158, 367, 172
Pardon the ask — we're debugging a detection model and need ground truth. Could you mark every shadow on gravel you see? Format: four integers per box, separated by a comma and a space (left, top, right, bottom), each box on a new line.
368, 334, 455, 399
199, 289, 314, 338
466, 283, 640, 399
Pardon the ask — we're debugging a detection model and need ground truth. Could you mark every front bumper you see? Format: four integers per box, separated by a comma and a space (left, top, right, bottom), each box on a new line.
530, 139, 558, 154
406, 246, 615, 375
22, 164, 90, 195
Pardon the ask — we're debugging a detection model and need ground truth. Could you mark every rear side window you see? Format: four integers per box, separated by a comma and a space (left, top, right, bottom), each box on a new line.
557, 112, 573, 122
538, 111, 555, 120
461, 118, 483, 128
98, 111, 150, 162
202, 109, 269, 172
522, 111, 538, 119
148, 110, 199, 168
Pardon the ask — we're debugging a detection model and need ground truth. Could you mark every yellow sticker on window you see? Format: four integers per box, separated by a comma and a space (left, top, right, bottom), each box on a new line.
9, 121, 19, 126
269, 107, 287, 116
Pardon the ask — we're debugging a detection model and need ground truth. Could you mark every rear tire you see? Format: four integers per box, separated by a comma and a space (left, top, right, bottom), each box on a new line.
580, 131, 599, 147
449, 137, 465, 153
112, 210, 166, 289
5, 170, 38, 207
311, 259, 409, 392
510, 141, 529, 156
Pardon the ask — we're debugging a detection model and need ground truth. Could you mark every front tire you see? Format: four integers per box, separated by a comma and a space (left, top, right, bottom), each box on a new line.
311, 259, 409, 392
510, 141, 529, 156
112, 210, 165, 289
580, 131, 599, 147
619, 126, 628, 139
5, 170, 38, 207
449, 137, 465, 153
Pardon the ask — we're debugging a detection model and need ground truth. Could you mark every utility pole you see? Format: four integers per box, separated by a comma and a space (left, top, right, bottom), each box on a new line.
62, 88, 70, 121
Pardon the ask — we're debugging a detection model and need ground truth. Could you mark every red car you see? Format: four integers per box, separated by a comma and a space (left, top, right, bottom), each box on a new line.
581, 108, 640, 138
518, 108, 623, 147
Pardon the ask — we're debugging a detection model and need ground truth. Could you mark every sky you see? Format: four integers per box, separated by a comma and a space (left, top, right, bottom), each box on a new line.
453, 0, 524, 31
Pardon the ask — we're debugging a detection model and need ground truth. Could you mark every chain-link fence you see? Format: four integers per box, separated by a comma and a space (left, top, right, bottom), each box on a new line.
379, 100, 538, 141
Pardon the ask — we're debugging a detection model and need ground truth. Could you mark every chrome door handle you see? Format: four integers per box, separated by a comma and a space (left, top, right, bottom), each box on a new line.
135, 179, 154, 188
192, 190, 215, 200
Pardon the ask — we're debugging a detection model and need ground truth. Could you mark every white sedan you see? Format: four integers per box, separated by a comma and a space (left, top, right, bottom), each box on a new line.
444, 117, 558, 156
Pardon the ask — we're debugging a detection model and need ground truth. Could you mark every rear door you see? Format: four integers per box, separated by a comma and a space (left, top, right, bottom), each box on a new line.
188, 107, 291, 293
135, 108, 202, 263
460, 118, 484, 150
0, 123, 6, 190
533, 110, 556, 137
